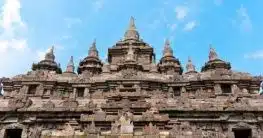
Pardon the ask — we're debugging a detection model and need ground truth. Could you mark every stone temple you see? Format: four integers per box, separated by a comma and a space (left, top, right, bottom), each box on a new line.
1, 17, 263, 138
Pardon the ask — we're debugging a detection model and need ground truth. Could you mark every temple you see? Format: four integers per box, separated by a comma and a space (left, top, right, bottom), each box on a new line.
1, 17, 263, 138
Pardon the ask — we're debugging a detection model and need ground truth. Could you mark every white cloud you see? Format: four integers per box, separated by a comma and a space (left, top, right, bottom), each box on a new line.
175, 6, 188, 21
236, 5, 252, 32
244, 50, 263, 59
0, 0, 34, 77
0, 0, 24, 30
183, 21, 196, 31
92, 0, 104, 12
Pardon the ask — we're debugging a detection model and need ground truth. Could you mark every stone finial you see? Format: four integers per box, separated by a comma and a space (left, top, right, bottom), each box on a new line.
124, 16, 140, 40
45, 46, 55, 61
125, 46, 135, 61
88, 39, 98, 57
66, 56, 75, 73
128, 16, 136, 30
163, 39, 173, 57
209, 44, 218, 61
186, 56, 196, 72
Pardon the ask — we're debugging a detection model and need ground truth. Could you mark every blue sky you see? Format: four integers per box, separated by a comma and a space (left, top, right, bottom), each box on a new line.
0, 0, 263, 77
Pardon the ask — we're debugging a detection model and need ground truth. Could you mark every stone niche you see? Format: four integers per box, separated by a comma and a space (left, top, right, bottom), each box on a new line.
228, 122, 261, 138
0, 123, 28, 138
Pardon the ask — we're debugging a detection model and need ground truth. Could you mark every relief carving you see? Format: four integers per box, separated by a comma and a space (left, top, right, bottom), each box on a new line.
28, 126, 42, 138
62, 99, 78, 109
8, 96, 32, 110
42, 100, 55, 109
111, 111, 134, 134
143, 122, 159, 135
122, 68, 137, 79
85, 121, 99, 134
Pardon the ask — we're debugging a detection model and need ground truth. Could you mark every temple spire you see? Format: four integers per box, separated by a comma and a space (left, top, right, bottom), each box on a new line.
124, 17, 140, 40
209, 44, 218, 61
66, 56, 75, 73
45, 46, 55, 61
186, 56, 196, 72
201, 44, 231, 72
163, 39, 173, 57
129, 16, 136, 30
88, 39, 98, 57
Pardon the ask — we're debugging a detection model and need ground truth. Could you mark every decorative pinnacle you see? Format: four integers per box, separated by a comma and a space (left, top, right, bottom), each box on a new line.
164, 39, 170, 48
66, 56, 74, 73
68, 56, 74, 66
129, 16, 136, 30
124, 16, 140, 40
92, 39, 96, 48
186, 56, 196, 72
50, 46, 54, 54
163, 39, 173, 57
209, 44, 218, 61
88, 39, 98, 57
45, 46, 55, 61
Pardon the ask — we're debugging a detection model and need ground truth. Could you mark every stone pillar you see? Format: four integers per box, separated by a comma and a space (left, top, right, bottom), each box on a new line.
214, 84, 222, 95
19, 85, 29, 95
252, 128, 260, 138
231, 84, 240, 95
84, 88, 90, 98
70, 88, 77, 99
36, 84, 44, 97
168, 87, 174, 98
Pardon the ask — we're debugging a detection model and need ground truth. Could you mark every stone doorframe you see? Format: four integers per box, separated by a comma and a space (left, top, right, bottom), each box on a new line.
0, 123, 27, 138
228, 122, 260, 138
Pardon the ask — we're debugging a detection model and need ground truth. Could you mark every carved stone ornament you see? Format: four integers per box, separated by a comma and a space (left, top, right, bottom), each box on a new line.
143, 122, 159, 135
85, 121, 99, 134
122, 68, 137, 79
85, 100, 97, 110
111, 112, 134, 134
142, 110, 155, 121
8, 96, 32, 110
28, 126, 42, 138
42, 100, 55, 109
62, 99, 79, 109
202, 129, 217, 138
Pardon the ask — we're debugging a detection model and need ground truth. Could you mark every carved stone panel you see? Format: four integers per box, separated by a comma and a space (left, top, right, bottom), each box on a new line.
8, 96, 32, 110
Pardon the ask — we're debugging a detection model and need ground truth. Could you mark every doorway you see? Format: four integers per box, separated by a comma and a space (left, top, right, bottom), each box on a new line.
4, 129, 22, 138
233, 128, 252, 138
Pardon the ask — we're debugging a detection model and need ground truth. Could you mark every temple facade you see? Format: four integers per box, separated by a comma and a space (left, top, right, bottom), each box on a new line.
1, 17, 263, 138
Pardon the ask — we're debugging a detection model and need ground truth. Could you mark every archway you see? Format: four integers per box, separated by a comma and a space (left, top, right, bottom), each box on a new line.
4, 129, 22, 138
232, 128, 252, 138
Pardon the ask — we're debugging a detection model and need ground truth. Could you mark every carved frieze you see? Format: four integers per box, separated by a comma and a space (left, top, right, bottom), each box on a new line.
111, 111, 134, 134
62, 99, 79, 109
121, 68, 138, 79
8, 96, 32, 110
28, 126, 42, 138
85, 121, 99, 134
42, 100, 55, 109
143, 122, 159, 135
